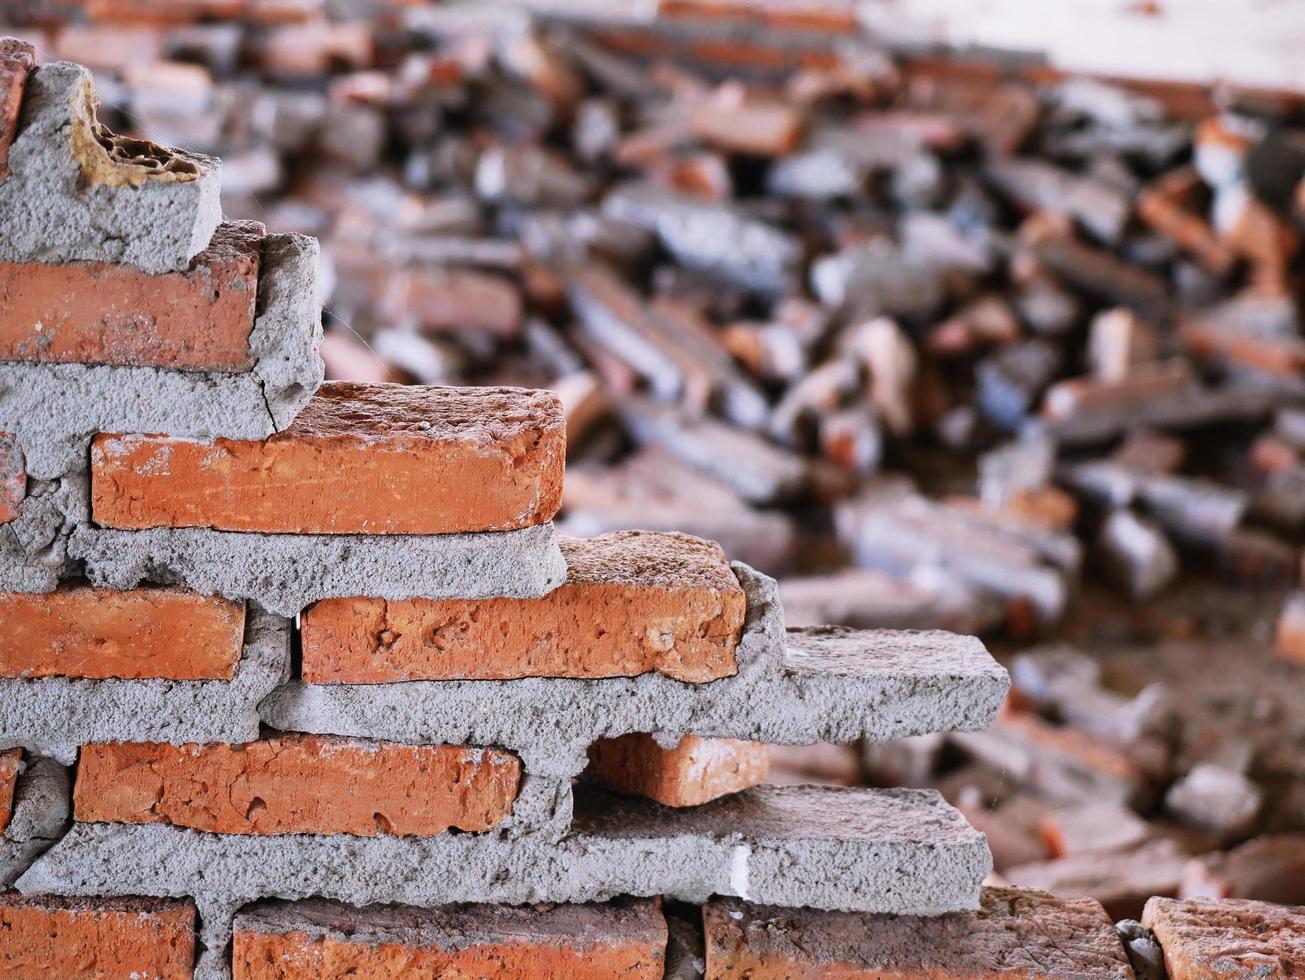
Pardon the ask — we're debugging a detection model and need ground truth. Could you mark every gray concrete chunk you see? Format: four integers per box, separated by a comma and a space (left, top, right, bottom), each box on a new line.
0, 757, 69, 888
68, 522, 569, 617
0, 474, 86, 592
0, 63, 221, 273
261, 564, 1009, 776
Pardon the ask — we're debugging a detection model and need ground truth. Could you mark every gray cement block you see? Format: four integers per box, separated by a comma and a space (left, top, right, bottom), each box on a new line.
0, 608, 289, 764
0, 757, 69, 888
0, 62, 221, 273
19, 784, 989, 980
0, 474, 86, 592
69, 522, 569, 617
0, 232, 323, 480
262, 564, 1009, 775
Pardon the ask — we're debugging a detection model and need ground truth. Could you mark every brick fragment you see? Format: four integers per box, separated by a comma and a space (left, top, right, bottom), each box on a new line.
233, 898, 666, 979
300, 530, 745, 683
1004, 838, 1190, 920
0, 750, 19, 834
0, 40, 35, 182
0, 585, 244, 681
0, 221, 262, 371
0, 433, 23, 524
1181, 834, 1305, 905
587, 734, 769, 807
1144, 896, 1305, 980
704, 888, 1133, 978
74, 734, 521, 837
379, 267, 523, 337
0, 893, 195, 978
90, 382, 565, 534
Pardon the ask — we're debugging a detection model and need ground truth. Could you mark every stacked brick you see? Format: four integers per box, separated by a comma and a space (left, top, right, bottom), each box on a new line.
0, 44, 1252, 980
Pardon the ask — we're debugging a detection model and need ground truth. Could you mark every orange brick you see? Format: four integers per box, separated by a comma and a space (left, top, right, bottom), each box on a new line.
0, 586, 244, 681
1144, 897, 1305, 979
74, 734, 521, 837
0, 750, 20, 834
0, 221, 262, 371
300, 531, 745, 684
0, 893, 195, 979
587, 734, 769, 807
233, 898, 666, 980
90, 382, 565, 534
0, 40, 35, 182
1275, 592, 1305, 666
0, 433, 23, 524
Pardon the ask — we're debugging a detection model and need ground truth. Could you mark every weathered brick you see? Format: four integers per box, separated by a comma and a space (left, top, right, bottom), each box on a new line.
0, 893, 195, 978
300, 530, 745, 683
1144, 896, 1305, 980
90, 382, 565, 534
0, 585, 244, 680
232, 898, 666, 979
74, 734, 521, 836
0, 221, 262, 371
703, 888, 1133, 979
0, 40, 35, 182
0, 433, 23, 524
0, 749, 19, 834
587, 734, 769, 807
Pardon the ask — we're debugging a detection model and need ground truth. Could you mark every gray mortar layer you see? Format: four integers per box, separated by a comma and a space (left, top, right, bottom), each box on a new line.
0, 607, 289, 764
262, 564, 1010, 776
0, 473, 87, 592
0, 232, 324, 480
0, 758, 69, 888
19, 785, 990, 980
68, 522, 569, 616
0, 62, 221, 273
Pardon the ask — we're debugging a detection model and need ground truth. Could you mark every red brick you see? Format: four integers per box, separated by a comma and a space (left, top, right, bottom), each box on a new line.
1181, 835, 1305, 905
0, 221, 262, 371
300, 531, 745, 683
704, 888, 1133, 978
587, 734, 769, 807
74, 734, 521, 837
233, 898, 666, 980
0, 750, 20, 834
0, 893, 195, 979
379, 267, 522, 337
0, 586, 244, 681
1144, 896, 1305, 980
90, 382, 565, 534
0, 40, 35, 183
0, 434, 23, 524
689, 83, 803, 157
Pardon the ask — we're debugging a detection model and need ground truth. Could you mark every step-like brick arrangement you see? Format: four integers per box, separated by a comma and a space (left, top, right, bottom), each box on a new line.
300, 531, 746, 682
74, 735, 522, 837
1144, 896, 1305, 979
0, 586, 244, 680
91, 382, 566, 534
232, 899, 667, 979
587, 734, 770, 806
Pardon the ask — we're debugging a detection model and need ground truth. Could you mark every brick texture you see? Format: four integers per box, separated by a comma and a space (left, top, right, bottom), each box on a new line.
0, 40, 34, 182
704, 888, 1134, 979
0, 433, 23, 524
90, 382, 566, 534
232, 898, 666, 980
0, 220, 262, 371
587, 734, 770, 807
0, 893, 195, 979
74, 734, 522, 836
1144, 896, 1305, 980
0, 749, 19, 834
300, 530, 746, 683
0, 586, 245, 680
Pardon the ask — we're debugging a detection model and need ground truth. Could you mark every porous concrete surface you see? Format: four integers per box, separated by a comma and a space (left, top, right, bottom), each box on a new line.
0, 63, 221, 273
0, 607, 288, 763
263, 564, 1009, 775
0, 474, 86, 592
0, 233, 323, 480
69, 522, 569, 616
0, 757, 68, 888
19, 784, 989, 980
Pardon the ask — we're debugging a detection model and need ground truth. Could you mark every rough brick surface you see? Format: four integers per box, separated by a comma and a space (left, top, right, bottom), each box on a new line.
704, 888, 1134, 979
587, 734, 770, 807
232, 898, 666, 979
0, 893, 195, 978
0, 750, 18, 834
90, 382, 565, 534
300, 531, 746, 683
1144, 896, 1305, 979
74, 734, 521, 837
0, 585, 245, 680
0, 434, 21, 525
0, 40, 34, 182
0, 220, 261, 371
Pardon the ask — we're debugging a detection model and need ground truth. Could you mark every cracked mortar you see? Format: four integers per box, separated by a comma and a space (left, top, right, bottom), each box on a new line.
0, 757, 68, 888
0, 473, 86, 592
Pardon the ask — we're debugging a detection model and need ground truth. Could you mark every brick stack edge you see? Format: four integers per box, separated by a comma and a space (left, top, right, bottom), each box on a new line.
0, 40, 1288, 980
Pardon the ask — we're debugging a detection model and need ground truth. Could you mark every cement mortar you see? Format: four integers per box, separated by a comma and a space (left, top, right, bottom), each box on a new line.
0, 474, 87, 592
0, 758, 69, 888
262, 564, 1009, 775
0, 608, 289, 764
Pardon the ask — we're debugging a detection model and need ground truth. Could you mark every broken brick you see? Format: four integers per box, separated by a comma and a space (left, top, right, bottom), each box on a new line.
587, 734, 769, 807
0, 749, 19, 834
0, 433, 23, 524
1143, 896, 1305, 980
0, 40, 34, 182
